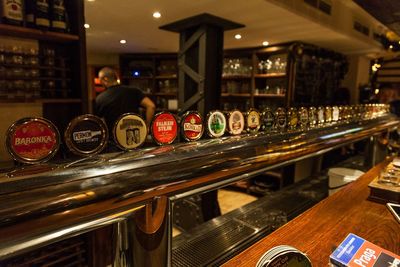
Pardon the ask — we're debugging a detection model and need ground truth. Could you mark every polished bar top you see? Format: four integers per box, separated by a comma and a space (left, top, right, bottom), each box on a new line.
223, 158, 400, 267
0, 115, 398, 260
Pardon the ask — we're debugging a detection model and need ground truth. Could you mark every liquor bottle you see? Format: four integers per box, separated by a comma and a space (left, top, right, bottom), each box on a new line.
1, 0, 24, 26
25, 1, 36, 28
35, 0, 50, 30
51, 0, 67, 32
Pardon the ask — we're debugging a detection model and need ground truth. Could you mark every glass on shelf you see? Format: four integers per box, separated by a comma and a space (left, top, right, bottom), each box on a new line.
31, 80, 41, 99
258, 54, 287, 75
222, 58, 252, 77
157, 60, 177, 76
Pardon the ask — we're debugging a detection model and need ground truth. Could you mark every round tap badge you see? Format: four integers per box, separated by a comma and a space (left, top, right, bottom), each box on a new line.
317, 106, 325, 125
299, 107, 309, 129
6, 117, 60, 164
151, 112, 178, 145
308, 107, 317, 127
64, 114, 108, 156
332, 106, 339, 122
261, 107, 274, 132
227, 110, 245, 136
206, 110, 226, 138
246, 109, 261, 134
275, 108, 287, 131
287, 107, 298, 130
325, 106, 332, 123
181, 111, 204, 141
113, 113, 147, 150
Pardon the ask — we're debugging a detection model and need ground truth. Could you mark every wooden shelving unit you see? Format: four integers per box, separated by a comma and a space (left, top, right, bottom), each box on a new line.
0, 0, 87, 136
0, 24, 79, 43
254, 73, 286, 78
120, 42, 347, 111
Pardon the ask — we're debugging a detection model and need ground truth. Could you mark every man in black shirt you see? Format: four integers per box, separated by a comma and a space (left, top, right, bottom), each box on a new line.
95, 67, 155, 133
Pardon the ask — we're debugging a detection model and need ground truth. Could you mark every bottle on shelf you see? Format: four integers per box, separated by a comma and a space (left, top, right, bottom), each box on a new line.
51, 0, 67, 32
35, 0, 50, 30
25, 1, 36, 28
1, 0, 24, 26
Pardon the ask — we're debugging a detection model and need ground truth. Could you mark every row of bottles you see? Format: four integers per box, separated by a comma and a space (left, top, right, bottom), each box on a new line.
1, 0, 69, 33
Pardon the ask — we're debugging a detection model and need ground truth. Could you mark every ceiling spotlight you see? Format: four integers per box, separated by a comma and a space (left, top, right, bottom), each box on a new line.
262, 41, 269, 46
87, 0, 95, 2
389, 45, 393, 49
153, 11, 161, 18
120, 39, 127, 44
84, 23, 90, 29
234, 34, 242, 40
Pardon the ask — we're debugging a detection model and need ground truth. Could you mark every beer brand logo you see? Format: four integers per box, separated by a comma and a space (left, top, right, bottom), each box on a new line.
318, 109, 324, 122
72, 130, 101, 142
247, 111, 260, 131
9, 119, 58, 162
228, 111, 244, 135
183, 123, 202, 132
114, 114, 147, 149
152, 113, 178, 145
207, 111, 226, 138
299, 109, 308, 125
262, 110, 274, 130
182, 112, 203, 141
15, 136, 53, 145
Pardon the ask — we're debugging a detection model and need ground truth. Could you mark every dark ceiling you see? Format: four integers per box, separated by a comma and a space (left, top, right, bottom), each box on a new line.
354, 0, 400, 36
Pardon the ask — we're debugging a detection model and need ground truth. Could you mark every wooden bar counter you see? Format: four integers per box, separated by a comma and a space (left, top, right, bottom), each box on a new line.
223, 158, 400, 266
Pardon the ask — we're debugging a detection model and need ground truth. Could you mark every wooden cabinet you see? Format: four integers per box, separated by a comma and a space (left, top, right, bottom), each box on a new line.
119, 42, 347, 112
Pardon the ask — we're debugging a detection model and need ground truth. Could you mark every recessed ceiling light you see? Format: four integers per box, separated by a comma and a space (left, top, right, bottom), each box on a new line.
84, 23, 90, 29
153, 11, 161, 19
120, 39, 127, 44
262, 41, 269, 46
234, 34, 242, 40
87, 0, 95, 2
389, 45, 393, 49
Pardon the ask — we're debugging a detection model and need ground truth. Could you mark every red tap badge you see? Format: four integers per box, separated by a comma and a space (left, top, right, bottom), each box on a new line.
181, 111, 204, 141
151, 112, 178, 145
7, 117, 60, 163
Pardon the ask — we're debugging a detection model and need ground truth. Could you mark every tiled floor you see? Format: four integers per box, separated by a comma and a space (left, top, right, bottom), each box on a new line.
172, 188, 257, 237
218, 188, 258, 214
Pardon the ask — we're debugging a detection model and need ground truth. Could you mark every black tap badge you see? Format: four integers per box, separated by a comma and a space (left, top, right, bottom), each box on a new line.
65, 114, 108, 156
